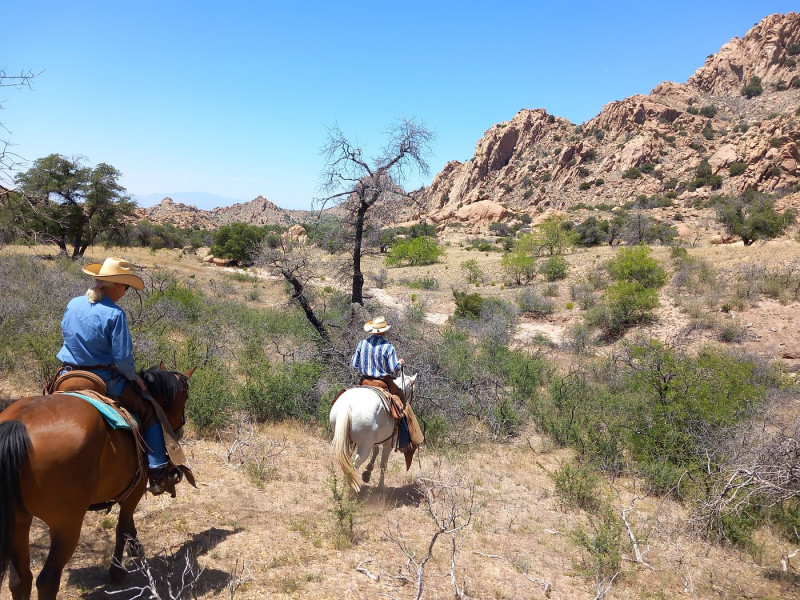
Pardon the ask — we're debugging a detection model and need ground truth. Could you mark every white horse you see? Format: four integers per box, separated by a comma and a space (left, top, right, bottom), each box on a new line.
330, 372, 417, 493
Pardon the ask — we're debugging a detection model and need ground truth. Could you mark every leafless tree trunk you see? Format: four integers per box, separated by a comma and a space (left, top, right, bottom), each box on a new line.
316, 119, 434, 305
256, 237, 331, 344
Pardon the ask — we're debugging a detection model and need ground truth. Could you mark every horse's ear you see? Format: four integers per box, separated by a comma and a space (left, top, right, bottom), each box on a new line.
184, 367, 196, 379
160, 360, 167, 370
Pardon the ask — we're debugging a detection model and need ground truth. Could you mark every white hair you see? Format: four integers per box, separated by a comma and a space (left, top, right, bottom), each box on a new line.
86, 281, 116, 304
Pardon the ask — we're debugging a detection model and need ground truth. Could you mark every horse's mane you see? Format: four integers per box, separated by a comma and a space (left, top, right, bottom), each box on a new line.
138, 367, 188, 408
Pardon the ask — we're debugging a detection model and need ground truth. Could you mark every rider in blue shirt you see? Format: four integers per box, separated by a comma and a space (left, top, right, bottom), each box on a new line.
56, 257, 174, 495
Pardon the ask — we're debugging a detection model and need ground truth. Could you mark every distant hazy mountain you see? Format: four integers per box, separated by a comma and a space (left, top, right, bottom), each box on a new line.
132, 192, 247, 211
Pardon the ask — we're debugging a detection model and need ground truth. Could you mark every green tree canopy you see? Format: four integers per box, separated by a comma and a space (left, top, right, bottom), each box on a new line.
714, 191, 796, 246
13, 154, 133, 258
209, 222, 267, 262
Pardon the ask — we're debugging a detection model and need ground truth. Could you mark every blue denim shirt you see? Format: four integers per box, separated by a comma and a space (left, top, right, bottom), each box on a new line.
56, 294, 135, 395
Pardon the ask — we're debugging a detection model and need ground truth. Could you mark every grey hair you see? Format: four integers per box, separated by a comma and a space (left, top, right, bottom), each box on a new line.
86, 281, 116, 304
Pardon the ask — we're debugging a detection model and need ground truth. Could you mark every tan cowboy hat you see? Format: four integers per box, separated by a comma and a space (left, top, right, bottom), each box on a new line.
364, 315, 390, 333
82, 257, 144, 290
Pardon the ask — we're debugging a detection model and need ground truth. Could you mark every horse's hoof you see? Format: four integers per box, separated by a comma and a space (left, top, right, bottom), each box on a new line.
362, 471, 371, 483
109, 564, 128, 584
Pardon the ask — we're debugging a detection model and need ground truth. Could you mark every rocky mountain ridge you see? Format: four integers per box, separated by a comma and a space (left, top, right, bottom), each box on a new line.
137, 12, 800, 232
420, 12, 800, 228
135, 195, 315, 229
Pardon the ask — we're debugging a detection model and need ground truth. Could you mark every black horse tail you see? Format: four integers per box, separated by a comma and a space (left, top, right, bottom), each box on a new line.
0, 420, 30, 587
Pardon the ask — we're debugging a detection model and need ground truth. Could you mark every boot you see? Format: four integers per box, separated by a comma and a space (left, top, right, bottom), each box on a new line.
147, 465, 182, 496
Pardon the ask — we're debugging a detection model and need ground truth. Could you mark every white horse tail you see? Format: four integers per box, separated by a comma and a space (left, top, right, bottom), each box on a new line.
332, 401, 360, 493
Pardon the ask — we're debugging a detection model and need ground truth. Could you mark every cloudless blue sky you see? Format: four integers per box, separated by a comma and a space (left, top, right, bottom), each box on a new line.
2, 1, 797, 210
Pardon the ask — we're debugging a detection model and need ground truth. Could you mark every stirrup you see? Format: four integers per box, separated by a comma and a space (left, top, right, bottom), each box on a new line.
147, 466, 182, 496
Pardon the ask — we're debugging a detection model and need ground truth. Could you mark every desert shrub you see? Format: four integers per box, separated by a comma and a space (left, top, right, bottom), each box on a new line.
187, 360, 237, 433
688, 159, 723, 190
540, 255, 568, 281
551, 463, 601, 512
586, 281, 659, 337
460, 258, 484, 285
742, 75, 763, 98
586, 246, 666, 337
612, 340, 779, 495
452, 290, 484, 319
488, 222, 512, 237
400, 276, 439, 290
729, 162, 747, 176
606, 245, 666, 288
715, 190, 797, 245
699, 105, 718, 118
209, 222, 267, 263
569, 509, 623, 582
622, 167, 642, 179
671, 252, 719, 297
570, 282, 598, 309
502, 246, 537, 285
385, 236, 445, 266
717, 321, 745, 344
578, 181, 592, 190
238, 360, 322, 422
517, 287, 555, 316
575, 216, 610, 247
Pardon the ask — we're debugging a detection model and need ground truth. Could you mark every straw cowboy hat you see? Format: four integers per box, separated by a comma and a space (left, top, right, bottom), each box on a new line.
364, 315, 391, 333
82, 257, 144, 290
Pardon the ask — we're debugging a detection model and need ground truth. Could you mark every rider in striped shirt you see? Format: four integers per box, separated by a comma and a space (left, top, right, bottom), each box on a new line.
351, 316, 412, 452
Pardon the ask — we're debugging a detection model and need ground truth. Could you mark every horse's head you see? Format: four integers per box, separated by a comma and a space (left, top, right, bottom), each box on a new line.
394, 371, 417, 402
139, 364, 195, 439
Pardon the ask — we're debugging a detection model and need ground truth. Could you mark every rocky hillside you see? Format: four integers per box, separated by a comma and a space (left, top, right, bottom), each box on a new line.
420, 12, 800, 228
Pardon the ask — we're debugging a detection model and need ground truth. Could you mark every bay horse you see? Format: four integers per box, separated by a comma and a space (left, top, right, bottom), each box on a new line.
330, 371, 416, 493
0, 365, 193, 600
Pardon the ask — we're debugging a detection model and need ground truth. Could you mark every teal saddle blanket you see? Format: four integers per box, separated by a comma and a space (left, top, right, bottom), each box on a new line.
58, 391, 138, 430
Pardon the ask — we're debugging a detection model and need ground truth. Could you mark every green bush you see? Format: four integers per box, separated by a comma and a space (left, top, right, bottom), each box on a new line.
385, 236, 445, 267
621, 167, 642, 179
501, 247, 536, 285
551, 463, 601, 512
715, 190, 797, 245
209, 222, 267, 262
729, 162, 747, 176
606, 245, 667, 289
742, 75, 763, 98
401, 276, 439, 290
540, 255, 568, 281
452, 290, 484, 319
699, 105, 718, 118
460, 258, 483, 285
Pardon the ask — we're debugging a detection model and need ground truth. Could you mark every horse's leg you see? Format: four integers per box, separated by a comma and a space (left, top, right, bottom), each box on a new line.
377, 439, 393, 490
362, 445, 381, 484
35, 515, 84, 600
8, 510, 32, 600
109, 490, 144, 583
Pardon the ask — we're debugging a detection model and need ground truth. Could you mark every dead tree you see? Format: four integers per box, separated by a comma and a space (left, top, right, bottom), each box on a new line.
317, 119, 434, 305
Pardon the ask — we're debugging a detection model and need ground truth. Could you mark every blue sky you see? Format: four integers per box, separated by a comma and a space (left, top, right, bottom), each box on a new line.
2, 2, 797, 210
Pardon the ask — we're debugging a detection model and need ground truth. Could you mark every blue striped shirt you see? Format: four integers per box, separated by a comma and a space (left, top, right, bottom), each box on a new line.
351, 334, 401, 378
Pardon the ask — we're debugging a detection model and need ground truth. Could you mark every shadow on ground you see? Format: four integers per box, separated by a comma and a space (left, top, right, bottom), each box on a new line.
68, 527, 240, 598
